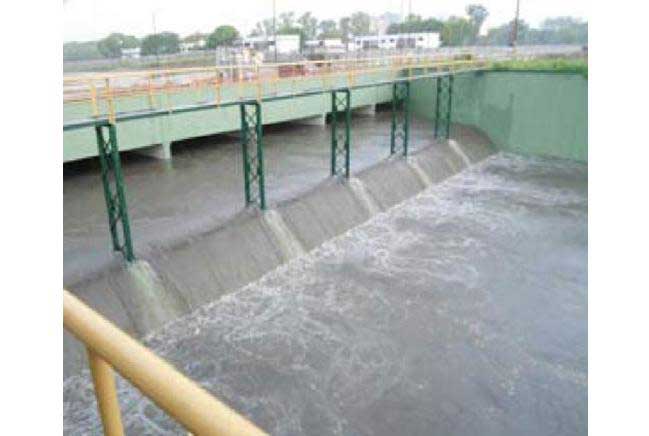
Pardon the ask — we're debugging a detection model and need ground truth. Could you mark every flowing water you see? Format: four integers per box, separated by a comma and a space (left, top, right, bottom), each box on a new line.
64, 152, 588, 436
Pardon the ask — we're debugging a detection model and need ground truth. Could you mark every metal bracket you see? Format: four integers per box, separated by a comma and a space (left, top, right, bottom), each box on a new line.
434, 75, 454, 140
390, 81, 411, 156
330, 89, 351, 178
240, 102, 266, 210
95, 123, 135, 262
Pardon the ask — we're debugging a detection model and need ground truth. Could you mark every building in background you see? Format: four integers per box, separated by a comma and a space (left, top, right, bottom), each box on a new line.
121, 47, 141, 59
241, 35, 300, 54
303, 38, 346, 57
350, 32, 441, 51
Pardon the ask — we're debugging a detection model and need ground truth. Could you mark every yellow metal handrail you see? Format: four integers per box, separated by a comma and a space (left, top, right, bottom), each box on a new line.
63, 290, 267, 436
63, 55, 483, 106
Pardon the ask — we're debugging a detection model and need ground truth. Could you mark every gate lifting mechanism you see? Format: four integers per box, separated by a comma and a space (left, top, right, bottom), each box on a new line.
434, 75, 454, 140
95, 123, 135, 262
390, 81, 411, 157
240, 102, 267, 210
330, 89, 352, 178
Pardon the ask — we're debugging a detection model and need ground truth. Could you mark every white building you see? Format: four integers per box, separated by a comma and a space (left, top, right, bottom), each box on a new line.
304, 38, 345, 55
351, 32, 440, 51
121, 47, 141, 59
241, 35, 300, 54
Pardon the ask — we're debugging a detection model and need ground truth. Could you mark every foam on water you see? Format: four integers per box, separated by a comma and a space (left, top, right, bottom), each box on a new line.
64, 153, 587, 436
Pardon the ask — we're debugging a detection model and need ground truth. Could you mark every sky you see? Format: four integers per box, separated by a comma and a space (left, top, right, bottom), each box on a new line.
63, 0, 589, 42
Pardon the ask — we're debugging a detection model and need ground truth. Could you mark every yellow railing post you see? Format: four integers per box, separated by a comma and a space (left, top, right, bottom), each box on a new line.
88, 349, 125, 436
63, 290, 266, 436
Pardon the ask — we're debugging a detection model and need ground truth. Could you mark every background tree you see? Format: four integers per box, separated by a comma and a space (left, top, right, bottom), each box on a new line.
279, 12, 296, 30
387, 15, 444, 34
207, 25, 239, 48
318, 20, 341, 38
140, 32, 180, 56
97, 33, 139, 58
250, 18, 274, 37
298, 12, 319, 40
349, 12, 371, 36
63, 41, 102, 61
466, 4, 489, 42
441, 16, 474, 46
339, 17, 351, 44
539, 17, 588, 44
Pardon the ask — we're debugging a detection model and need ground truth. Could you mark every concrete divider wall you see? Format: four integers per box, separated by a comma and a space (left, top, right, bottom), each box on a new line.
411, 71, 588, 162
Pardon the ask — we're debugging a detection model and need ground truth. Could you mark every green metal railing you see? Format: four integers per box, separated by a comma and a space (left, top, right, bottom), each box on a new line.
390, 81, 411, 157
434, 75, 454, 140
65, 69, 474, 261
94, 123, 135, 262
330, 90, 352, 178
240, 102, 266, 210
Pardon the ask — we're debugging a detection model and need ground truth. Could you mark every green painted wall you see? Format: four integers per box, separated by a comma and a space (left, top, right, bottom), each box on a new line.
63, 71, 394, 162
411, 71, 588, 162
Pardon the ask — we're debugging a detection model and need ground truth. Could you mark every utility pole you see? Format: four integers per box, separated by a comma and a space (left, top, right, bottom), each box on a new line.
510, 0, 521, 47
152, 11, 160, 68
273, 0, 277, 62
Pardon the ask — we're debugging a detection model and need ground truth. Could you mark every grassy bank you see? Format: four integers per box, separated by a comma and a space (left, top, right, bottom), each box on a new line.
490, 58, 588, 78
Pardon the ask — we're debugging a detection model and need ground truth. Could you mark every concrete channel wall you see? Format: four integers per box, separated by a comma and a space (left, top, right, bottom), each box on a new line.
63, 71, 396, 162
411, 71, 588, 162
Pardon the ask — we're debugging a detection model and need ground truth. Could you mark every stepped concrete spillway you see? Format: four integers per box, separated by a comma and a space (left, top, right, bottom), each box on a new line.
63, 70, 587, 435
64, 150, 587, 435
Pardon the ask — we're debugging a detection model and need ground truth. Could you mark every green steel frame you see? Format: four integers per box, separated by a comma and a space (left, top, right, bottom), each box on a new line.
66, 71, 476, 260
94, 123, 135, 262
434, 75, 454, 140
390, 81, 411, 156
240, 102, 266, 209
330, 89, 351, 178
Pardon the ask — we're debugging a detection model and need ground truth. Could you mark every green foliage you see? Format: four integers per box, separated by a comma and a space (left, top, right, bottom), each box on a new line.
339, 17, 351, 42
298, 12, 319, 40
140, 32, 180, 56
207, 25, 239, 48
490, 58, 588, 78
97, 33, 139, 58
63, 41, 103, 61
466, 4, 488, 42
442, 16, 475, 46
482, 17, 587, 46
386, 15, 444, 34
350, 12, 371, 36
319, 20, 341, 39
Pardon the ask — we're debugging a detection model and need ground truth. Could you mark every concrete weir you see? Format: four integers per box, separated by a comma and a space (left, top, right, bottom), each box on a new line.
63, 135, 495, 378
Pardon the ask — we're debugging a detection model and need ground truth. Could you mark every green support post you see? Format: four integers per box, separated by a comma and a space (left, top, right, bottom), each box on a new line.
330, 89, 351, 178
434, 74, 454, 141
390, 81, 410, 156
240, 102, 266, 210
94, 123, 135, 262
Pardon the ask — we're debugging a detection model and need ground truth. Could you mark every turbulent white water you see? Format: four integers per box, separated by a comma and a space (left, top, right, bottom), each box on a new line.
64, 153, 588, 436
348, 177, 382, 215
263, 209, 306, 261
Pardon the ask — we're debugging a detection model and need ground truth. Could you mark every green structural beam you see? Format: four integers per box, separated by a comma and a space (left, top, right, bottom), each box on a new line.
95, 123, 135, 262
434, 75, 454, 140
390, 81, 411, 156
330, 89, 351, 178
240, 102, 266, 210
